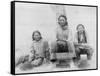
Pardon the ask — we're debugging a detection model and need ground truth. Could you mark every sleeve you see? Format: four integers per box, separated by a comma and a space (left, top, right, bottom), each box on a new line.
28, 43, 35, 61
74, 32, 78, 44
30, 43, 35, 55
82, 31, 90, 46
85, 31, 89, 44
68, 30, 73, 42
56, 28, 60, 40
79, 31, 92, 48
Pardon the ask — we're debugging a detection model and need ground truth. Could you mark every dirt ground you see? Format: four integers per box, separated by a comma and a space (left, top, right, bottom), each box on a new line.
15, 51, 96, 74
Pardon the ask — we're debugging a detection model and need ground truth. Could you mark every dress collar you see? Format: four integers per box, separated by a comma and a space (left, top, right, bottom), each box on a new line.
33, 39, 42, 43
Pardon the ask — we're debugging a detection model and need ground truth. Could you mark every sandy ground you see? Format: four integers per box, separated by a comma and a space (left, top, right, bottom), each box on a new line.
15, 51, 96, 74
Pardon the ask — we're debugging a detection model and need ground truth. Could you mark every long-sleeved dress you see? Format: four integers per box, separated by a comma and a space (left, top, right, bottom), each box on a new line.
51, 26, 76, 60
29, 39, 50, 66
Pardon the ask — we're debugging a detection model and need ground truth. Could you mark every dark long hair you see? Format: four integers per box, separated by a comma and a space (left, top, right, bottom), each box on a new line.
77, 24, 87, 43
32, 30, 42, 41
76, 24, 85, 30
58, 15, 68, 26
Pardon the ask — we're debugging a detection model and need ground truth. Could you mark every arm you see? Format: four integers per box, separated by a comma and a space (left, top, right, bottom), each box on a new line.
56, 29, 61, 40
74, 32, 78, 45
68, 29, 73, 42
81, 31, 89, 46
30, 45, 35, 55
28, 44, 35, 62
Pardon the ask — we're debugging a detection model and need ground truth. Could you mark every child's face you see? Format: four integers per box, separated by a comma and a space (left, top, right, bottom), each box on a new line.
58, 16, 66, 27
34, 32, 41, 41
77, 26, 84, 32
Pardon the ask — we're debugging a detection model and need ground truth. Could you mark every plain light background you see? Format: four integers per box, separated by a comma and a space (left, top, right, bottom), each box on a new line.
0, 0, 99, 76
15, 2, 96, 50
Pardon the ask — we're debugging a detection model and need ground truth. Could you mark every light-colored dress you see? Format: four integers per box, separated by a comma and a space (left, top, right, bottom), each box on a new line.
51, 26, 76, 60
16, 39, 49, 69
56, 26, 72, 41
29, 39, 49, 65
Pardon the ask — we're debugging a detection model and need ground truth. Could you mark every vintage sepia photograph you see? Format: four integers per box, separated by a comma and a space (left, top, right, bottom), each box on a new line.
11, 1, 98, 75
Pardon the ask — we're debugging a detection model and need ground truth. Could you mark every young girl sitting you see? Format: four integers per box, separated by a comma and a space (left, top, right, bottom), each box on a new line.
19, 31, 50, 70
74, 24, 93, 61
